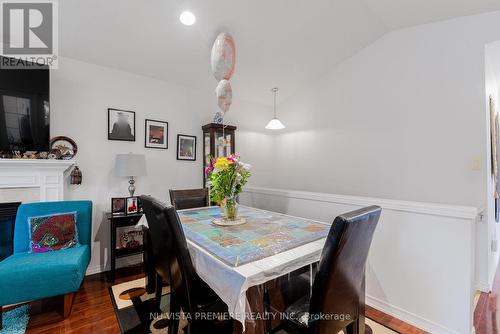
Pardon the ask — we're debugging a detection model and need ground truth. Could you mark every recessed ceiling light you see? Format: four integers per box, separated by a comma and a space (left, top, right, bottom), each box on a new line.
180, 11, 196, 26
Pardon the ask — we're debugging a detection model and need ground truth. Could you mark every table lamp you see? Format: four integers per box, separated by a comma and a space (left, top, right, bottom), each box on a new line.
115, 153, 146, 196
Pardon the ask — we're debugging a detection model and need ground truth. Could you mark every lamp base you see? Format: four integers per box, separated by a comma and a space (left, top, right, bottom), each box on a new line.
128, 177, 136, 197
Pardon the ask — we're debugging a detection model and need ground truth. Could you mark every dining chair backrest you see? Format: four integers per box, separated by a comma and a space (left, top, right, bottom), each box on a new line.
169, 188, 209, 210
140, 196, 174, 281
140, 195, 196, 315
309, 206, 381, 334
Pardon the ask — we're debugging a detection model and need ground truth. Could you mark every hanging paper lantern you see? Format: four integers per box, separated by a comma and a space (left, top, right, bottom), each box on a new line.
211, 33, 236, 81
69, 166, 82, 185
216, 79, 232, 113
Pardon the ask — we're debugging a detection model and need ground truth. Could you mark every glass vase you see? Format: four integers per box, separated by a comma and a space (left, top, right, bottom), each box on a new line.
224, 197, 238, 220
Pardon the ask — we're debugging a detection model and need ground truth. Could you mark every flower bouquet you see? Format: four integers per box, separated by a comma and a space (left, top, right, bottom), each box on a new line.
205, 154, 251, 220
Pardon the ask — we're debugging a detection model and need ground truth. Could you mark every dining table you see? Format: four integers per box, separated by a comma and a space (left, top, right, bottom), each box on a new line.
175, 204, 371, 334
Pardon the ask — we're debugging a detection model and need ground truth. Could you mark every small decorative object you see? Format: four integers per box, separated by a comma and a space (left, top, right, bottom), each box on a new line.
145, 119, 168, 149
69, 166, 82, 185
206, 154, 251, 221
112, 198, 126, 216
48, 149, 62, 160
137, 196, 143, 213
216, 79, 232, 113
22, 151, 37, 159
265, 87, 285, 130
211, 32, 236, 81
213, 112, 224, 124
108, 108, 136, 141
117, 228, 143, 250
177, 134, 197, 161
126, 197, 139, 215
115, 153, 147, 196
0, 151, 13, 159
50, 136, 77, 159
36, 151, 49, 159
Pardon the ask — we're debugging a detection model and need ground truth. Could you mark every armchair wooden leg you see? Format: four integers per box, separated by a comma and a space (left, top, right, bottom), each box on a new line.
64, 293, 76, 318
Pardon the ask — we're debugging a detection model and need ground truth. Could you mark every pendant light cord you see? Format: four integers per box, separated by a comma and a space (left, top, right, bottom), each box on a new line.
272, 87, 278, 118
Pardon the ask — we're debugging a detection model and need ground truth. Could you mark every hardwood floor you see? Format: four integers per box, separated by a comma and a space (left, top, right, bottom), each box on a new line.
20, 267, 424, 334
25, 267, 144, 334
475, 261, 500, 334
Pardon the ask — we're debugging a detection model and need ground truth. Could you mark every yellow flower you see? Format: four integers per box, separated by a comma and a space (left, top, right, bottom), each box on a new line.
214, 157, 233, 170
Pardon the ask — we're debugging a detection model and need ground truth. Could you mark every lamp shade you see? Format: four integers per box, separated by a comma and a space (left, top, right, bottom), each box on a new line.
115, 153, 146, 177
265, 118, 285, 130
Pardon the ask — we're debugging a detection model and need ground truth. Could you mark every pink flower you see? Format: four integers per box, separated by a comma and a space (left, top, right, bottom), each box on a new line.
204, 166, 213, 177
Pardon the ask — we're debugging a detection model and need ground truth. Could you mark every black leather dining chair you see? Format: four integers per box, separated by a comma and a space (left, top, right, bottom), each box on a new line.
140, 195, 233, 334
269, 206, 381, 334
169, 188, 209, 210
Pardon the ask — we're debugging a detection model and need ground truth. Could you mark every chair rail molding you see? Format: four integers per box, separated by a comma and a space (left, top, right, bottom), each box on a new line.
243, 186, 478, 220
0, 159, 75, 201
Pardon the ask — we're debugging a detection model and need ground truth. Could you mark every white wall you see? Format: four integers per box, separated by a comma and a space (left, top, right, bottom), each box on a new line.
51, 57, 213, 274
244, 11, 500, 208
234, 10, 500, 334
240, 187, 477, 334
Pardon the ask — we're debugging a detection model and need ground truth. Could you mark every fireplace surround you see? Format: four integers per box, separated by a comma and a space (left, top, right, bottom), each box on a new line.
0, 202, 21, 260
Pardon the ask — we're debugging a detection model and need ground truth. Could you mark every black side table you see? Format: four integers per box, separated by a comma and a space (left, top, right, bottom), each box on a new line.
106, 213, 146, 282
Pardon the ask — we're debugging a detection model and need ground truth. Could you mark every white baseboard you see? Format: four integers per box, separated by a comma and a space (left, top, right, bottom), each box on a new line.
366, 294, 464, 334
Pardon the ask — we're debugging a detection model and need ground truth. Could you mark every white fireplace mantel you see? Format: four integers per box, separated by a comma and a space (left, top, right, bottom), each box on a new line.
0, 159, 75, 201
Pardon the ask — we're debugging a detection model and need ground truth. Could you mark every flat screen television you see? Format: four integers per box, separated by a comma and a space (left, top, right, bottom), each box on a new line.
0, 56, 50, 151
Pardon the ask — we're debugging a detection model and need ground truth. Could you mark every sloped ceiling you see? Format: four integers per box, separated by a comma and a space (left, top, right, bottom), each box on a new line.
59, 0, 500, 105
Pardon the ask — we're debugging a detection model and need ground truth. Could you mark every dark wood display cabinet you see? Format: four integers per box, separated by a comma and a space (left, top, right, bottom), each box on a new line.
202, 123, 237, 187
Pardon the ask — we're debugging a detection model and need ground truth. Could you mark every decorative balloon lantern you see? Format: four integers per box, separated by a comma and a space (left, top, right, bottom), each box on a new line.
210, 33, 236, 123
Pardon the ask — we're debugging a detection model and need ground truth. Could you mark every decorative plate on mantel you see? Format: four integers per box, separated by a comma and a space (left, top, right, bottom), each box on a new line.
49, 136, 77, 160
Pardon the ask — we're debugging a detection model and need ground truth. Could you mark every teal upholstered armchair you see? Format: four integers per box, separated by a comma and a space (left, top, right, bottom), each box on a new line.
0, 201, 92, 328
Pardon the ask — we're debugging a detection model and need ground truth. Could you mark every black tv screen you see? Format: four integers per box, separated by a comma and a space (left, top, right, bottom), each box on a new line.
0, 56, 50, 151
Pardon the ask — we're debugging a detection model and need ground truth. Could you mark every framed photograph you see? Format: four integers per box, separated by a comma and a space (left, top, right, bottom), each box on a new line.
137, 196, 144, 213
111, 197, 126, 216
145, 119, 168, 149
177, 134, 197, 161
108, 108, 135, 141
126, 197, 139, 215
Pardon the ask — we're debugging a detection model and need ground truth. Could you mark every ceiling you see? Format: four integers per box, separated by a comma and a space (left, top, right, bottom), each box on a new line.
59, 0, 500, 105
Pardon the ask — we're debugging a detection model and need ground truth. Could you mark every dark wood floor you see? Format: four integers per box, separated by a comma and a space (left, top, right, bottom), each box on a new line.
475, 261, 500, 334
19, 267, 424, 334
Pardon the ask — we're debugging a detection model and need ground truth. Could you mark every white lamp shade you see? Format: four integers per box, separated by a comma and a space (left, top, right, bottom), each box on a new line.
115, 154, 147, 177
265, 118, 285, 130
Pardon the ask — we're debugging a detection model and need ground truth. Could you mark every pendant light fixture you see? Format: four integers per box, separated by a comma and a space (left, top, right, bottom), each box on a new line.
265, 87, 285, 130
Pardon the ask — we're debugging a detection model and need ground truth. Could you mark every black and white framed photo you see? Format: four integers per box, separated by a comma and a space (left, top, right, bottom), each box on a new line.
111, 197, 126, 216
108, 108, 135, 141
176, 134, 197, 161
145, 119, 168, 149
126, 196, 139, 215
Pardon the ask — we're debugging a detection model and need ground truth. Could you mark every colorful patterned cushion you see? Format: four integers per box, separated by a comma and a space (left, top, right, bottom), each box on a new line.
28, 212, 79, 253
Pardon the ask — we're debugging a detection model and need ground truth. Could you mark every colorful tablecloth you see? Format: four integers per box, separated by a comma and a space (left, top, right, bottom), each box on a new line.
178, 206, 330, 267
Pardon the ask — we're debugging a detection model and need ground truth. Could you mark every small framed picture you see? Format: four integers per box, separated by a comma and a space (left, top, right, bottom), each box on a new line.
177, 134, 197, 161
126, 197, 139, 215
137, 196, 143, 213
111, 197, 126, 216
145, 119, 168, 149
108, 108, 135, 141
